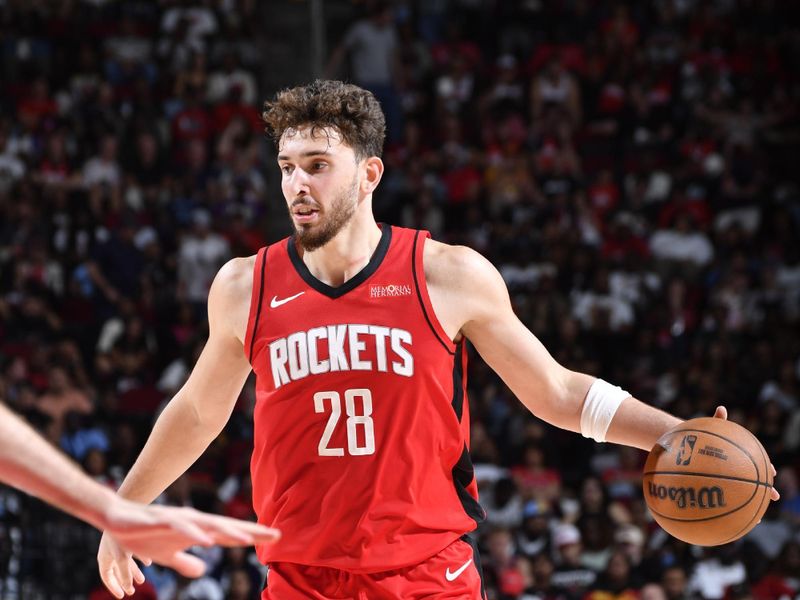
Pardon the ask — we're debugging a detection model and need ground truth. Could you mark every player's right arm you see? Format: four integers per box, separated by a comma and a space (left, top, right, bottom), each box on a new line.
98, 256, 258, 595
115, 256, 255, 503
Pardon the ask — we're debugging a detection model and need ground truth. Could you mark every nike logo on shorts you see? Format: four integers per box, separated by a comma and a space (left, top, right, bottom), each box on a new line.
270, 291, 305, 308
445, 558, 473, 582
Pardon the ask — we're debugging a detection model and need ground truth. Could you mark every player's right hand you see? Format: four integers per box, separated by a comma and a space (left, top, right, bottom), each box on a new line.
97, 500, 281, 598
98, 531, 145, 599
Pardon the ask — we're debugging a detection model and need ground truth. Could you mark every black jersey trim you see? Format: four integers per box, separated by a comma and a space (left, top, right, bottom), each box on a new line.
460, 534, 488, 600
411, 231, 455, 355
450, 344, 485, 526
248, 248, 267, 363
287, 224, 392, 299
452, 444, 486, 526
452, 343, 464, 421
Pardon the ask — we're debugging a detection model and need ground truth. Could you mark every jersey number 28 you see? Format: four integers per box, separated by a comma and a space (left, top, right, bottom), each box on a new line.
314, 389, 375, 456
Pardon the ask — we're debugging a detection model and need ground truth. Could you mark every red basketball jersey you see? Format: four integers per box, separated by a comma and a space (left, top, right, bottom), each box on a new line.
244, 225, 484, 572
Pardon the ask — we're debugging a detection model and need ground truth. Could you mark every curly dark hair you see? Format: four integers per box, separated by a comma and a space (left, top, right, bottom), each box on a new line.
262, 80, 386, 159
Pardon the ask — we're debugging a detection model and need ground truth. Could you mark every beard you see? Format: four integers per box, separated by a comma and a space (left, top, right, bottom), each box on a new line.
291, 175, 359, 251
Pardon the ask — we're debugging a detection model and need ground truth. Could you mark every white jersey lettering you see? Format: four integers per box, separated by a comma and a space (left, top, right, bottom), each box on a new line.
369, 325, 391, 372
390, 329, 414, 377
308, 326, 329, 374
287, 331, 309, 380
348, 324, 372, 371
268, 325, 414, 389
328, 325, 349, 371
269, 338, 290, 388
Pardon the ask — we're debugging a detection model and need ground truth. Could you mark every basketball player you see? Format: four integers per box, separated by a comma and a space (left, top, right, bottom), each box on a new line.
0, 402, 280, 597
97, 81, 779, 598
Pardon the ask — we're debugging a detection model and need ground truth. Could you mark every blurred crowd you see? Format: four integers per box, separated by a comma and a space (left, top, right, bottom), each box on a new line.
0, 0, 799, 599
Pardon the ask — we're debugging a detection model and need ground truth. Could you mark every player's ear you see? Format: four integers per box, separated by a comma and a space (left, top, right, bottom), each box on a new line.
360, 156, 384, 195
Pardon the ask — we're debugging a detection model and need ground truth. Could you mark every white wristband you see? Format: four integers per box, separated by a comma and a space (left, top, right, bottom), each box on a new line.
580, 379, 631, 443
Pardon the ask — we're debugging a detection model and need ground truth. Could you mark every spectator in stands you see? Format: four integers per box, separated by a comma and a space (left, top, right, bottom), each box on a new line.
531, 53, 582, 128
640, 582, 668, 600
83, 133, 122, 190
585, 549, 642, 600
511, 443, 562, 502
523, 552, 566, 600
325, 1, 402, 141
752, 540, 800, 600
551, 523, 596, 598
35, 366, 93, 435
660, 565, 689, 600
650, 213, 714, 274
484, 526, 527, 599
177, 208, 232, 310
225, 568, 257, 600
516, 499, 553, 560
578, 516, 613, 573
687, 545, 747, 600
774, 467, 800, 526
208, 50, 257, 106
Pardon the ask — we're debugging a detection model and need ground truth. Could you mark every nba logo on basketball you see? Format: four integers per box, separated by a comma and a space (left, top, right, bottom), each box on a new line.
675, 435, 697, 466
370, 283, 412, 298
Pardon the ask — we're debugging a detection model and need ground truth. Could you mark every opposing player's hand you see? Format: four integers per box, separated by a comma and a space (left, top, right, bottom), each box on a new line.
712, 406, 780, 502
97, 500, 280, 598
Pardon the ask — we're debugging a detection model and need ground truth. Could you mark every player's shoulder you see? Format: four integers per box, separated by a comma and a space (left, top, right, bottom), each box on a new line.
422, 238, 501, 291
210, 255, 256, 308
208, 255, 258, 341
421, 238, 511, 332
217, 255, 256, 287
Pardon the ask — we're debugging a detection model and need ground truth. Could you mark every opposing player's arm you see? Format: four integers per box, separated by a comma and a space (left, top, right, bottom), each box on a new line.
0, 400, 279, 600
115, 257, 255, 503
0, 401, 119, 527
425, 242, 680, 452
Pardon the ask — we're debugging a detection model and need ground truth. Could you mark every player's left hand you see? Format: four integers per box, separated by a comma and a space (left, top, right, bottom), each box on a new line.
712, 406, 780, 502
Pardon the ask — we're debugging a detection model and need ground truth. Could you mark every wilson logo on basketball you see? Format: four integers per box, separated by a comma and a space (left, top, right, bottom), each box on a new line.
369, 284, 412, 298
647, 482, 727, 509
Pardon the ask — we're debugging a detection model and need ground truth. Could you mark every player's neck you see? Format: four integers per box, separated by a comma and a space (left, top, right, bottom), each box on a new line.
300, 213, 383, 287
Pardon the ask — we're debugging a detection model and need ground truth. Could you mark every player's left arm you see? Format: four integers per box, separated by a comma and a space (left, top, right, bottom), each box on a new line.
425, 243, 775, 498
425, 243, 679, 450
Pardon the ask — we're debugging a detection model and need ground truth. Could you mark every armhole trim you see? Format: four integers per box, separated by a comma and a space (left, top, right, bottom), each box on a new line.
244, 246, 267, 363
411, 231, 456, 355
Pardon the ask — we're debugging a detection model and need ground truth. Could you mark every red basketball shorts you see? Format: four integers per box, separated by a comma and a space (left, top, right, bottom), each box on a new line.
261, 535, 486, 599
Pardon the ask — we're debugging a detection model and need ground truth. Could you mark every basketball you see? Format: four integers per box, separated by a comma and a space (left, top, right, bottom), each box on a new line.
643, 417, 773, 546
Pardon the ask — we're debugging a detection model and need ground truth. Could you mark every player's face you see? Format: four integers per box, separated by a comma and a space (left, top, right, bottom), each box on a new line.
278, 126, 361, 251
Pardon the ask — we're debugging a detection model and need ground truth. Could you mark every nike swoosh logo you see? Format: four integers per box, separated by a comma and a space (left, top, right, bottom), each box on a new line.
270, 291, 305, 308
445, 558, 473, 582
